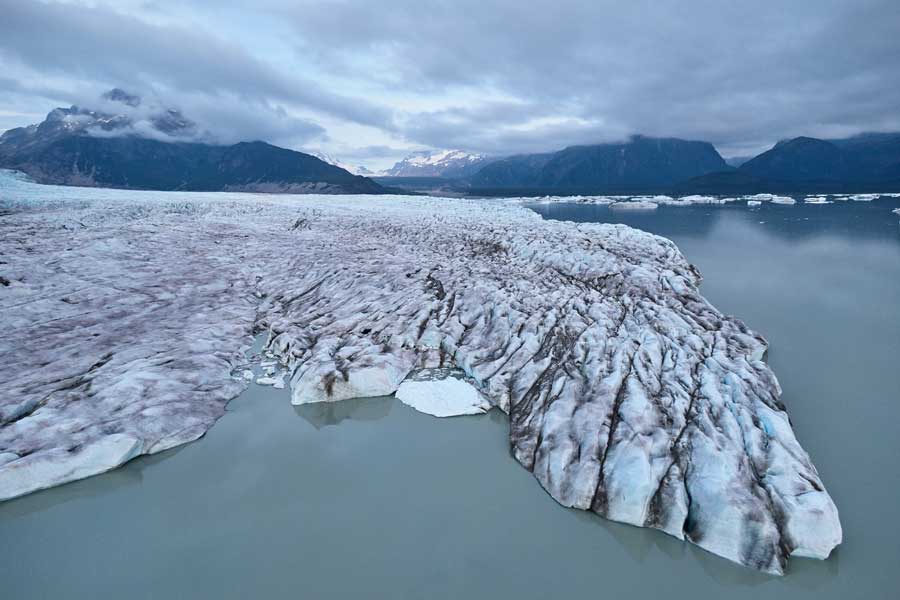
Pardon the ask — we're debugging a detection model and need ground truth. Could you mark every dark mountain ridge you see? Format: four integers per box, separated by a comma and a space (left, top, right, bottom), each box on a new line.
466, 136, 729, 191
0, 90, 387, 194
680, 132, 900, 194
3, 88, 899, 196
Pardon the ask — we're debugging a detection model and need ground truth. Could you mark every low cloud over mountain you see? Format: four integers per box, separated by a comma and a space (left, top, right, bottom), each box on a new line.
2, 1, 900, 165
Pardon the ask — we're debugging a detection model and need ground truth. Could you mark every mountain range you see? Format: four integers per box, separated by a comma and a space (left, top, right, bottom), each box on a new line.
467, 136, 728, 190
2, 89, 899, 195
376, 133, 900, 195
379, 149, 493, 178
0, 90, 386, 194
678, 133, 900, 194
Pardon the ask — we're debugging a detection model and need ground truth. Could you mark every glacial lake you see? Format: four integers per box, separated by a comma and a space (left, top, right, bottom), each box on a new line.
2, 196, 899, 599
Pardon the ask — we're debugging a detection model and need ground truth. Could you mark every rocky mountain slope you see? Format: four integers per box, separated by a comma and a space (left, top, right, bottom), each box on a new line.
0, 90, 386, 194
681, 132, 900, 193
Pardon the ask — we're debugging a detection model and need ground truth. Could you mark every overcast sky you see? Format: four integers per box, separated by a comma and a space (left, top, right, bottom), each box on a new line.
1, 0, 899, 168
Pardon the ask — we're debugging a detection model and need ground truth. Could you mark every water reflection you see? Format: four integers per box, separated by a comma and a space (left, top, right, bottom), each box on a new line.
0, 447, 182, 520
294, 395, 394, 428
527, 197, 900, 243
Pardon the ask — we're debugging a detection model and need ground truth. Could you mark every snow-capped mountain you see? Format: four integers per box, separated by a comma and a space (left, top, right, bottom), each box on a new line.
0, 89, 198, 157
310, 152, 376, 176
382, 149, 495, 178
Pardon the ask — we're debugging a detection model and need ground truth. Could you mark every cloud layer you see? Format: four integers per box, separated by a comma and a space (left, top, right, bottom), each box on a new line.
1, 0, 899, 164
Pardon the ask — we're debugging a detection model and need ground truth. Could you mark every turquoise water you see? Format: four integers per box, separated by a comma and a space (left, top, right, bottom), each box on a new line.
2, 196, 899, 598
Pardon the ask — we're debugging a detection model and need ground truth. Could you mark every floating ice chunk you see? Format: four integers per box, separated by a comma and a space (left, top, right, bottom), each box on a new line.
849, 194, 878, 202
242, 369, 254, 381
609, 201, 658, 210
395, 374, 491, 417
804, 196, 832, 204
0, 434, 143, 501
742, 193, 794, 204
675, 195, 725, 204
747, 200, 763, 207
256, 374, 285, 389
892, 208, 900, 216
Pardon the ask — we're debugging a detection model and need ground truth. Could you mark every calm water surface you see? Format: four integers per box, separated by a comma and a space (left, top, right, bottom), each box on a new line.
2, 198, 899, 599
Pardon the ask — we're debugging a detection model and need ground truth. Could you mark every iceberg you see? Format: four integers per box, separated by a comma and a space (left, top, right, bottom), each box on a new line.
0, 178, 840, 573
609, 200, 658, 210
672, 195, 728, 205
743, 193, 795, 204
395, 369, 491, 417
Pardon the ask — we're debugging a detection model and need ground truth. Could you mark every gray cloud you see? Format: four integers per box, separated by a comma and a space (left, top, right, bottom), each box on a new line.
0, 1, 393, 138
2, 0, 899, 160
277, 0, 900, 155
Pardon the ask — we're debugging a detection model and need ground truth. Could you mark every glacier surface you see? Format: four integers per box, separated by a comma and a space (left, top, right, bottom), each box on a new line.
0, 177, 841, 573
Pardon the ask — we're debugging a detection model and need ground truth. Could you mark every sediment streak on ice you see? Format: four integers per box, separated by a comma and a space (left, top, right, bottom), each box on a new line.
0, 180, 840, 573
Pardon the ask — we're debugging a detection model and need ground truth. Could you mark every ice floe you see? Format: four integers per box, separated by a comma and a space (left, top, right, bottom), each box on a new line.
0, 172, 841, 573
505, 191, 900, 211
256, 374, 286, 389
609, 200, 658, 210
395, 369, 491, 417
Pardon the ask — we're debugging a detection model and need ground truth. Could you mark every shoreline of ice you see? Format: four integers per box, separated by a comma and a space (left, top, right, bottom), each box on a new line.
0, 173, 842, 573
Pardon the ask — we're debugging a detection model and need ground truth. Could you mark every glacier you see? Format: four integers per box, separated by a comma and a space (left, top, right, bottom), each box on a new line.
0, 175, 841, 573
